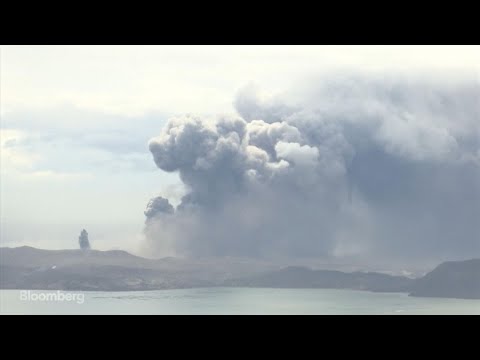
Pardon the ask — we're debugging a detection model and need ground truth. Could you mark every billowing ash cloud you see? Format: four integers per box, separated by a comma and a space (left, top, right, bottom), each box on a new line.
79, 229, 91, 250
145, 196, 174, 220
144, 74, 480, 264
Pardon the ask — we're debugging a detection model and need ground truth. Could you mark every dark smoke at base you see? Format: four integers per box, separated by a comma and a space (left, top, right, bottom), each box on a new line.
143, 75, 480, 264
79, 229, 91, 250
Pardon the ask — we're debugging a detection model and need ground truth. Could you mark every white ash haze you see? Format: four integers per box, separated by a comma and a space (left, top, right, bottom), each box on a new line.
144, 74, 480, 265
1, 46, 479, 270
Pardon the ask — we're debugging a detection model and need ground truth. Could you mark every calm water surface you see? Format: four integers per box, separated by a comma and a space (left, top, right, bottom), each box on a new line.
1, 288, 479, 315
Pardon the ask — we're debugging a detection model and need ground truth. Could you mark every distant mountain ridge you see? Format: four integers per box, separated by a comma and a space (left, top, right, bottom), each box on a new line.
224, 266, 414, 292
0, 246, 275, 291
0, 246, 479, 299
409, 259, 480, 299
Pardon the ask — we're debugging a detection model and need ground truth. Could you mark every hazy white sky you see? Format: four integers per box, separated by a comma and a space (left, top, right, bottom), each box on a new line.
3, 45, 480, 116
1, 45, 479, 253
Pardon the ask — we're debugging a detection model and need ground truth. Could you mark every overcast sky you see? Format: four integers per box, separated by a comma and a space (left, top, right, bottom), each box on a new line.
1, 46, 479, 261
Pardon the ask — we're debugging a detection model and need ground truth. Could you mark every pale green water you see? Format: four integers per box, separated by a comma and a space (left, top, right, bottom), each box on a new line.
1, 288, 479, 314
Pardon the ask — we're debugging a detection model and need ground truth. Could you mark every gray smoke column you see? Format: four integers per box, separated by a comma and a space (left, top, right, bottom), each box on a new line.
79, 229, 91, 250
144, 74, 480, 265
144, 196, 174, 221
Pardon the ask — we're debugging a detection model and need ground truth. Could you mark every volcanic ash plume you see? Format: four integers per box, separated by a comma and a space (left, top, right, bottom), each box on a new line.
143, 75, 480, 264
79, 229, 91, 250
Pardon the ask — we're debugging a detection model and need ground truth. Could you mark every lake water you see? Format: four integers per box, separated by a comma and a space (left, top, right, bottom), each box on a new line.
1, 288, 479, 314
